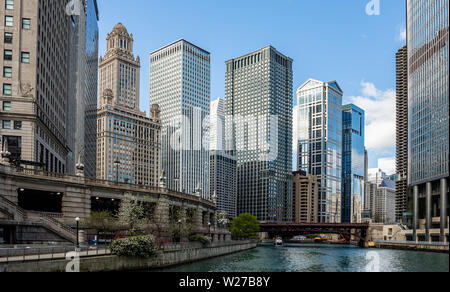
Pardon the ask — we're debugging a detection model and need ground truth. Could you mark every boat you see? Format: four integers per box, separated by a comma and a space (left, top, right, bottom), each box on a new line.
275, 237, 283, 246
314, 237, 330, 243
367, 241, 376, 248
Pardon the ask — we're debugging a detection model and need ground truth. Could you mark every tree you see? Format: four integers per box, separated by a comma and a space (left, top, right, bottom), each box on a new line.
118, 194, 145, 235
81, 211, 119, 232
230, 213, 260, 239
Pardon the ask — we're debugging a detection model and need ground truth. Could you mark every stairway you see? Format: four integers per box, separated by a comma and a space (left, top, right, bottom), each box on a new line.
0, 195, 77, 243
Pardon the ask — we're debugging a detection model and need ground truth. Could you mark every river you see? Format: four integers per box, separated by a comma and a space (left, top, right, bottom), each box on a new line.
154, 243, 449, 272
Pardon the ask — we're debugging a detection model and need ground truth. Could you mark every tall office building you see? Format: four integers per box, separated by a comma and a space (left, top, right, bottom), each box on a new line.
150, 39, 210, 198
225, 46, 293, 222
341, 104, 365, 223
367, 168, 386, 185
210, 98, 225, 151
407, 0, 449, 242
67, 0, 100, 178
374, 179, 396, 224
0, 0, 86, 174
395, 45, 409, 222
96, 24, 161, 186
293, 170, 319, 223
210, 150, 237, 219
296, 79, 343, 223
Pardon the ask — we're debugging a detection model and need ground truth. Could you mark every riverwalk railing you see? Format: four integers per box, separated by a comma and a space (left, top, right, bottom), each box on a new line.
0, 245, 110, 264
374, 240, 449, 246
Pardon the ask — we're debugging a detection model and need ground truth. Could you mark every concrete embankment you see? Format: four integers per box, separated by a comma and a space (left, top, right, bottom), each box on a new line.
1, 240, 257, 272
373, 242, 449, 253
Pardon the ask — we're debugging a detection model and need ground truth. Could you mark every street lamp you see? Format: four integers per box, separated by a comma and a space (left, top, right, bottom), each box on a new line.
178, 219, 182, 243
75, 217, 80, 248
114, 160, 120, 184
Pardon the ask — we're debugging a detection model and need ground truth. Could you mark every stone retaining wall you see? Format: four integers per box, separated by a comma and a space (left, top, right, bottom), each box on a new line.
1, 241, 258, 272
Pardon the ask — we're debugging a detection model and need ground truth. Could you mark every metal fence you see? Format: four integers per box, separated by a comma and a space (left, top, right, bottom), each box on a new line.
0, 244, 110, 264
374, 240, 449, 246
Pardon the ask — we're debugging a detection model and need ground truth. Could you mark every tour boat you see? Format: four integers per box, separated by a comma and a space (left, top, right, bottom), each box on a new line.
275, 237, 283, 246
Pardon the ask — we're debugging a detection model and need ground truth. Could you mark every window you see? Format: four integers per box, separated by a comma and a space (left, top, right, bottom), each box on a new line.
4, 50, 12, 61
21, 52, 30, 63
14, 121, 22, 130
5, 0, 14, 10
2, 101, 11, 111
4, 32, 13, 44
22, 18, 30, 29
3, 67, 12, 78
2, 120, 11, 129
3, 84, 12, 95
5, 16, 13, 27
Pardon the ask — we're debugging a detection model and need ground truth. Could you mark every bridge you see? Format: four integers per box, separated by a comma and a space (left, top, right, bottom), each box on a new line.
0, 164, 221, 245
259, 222, 371, 246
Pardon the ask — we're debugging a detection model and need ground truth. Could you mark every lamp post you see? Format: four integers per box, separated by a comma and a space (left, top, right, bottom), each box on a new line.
114, 160, 120, 184
178, 219, 182, 243
75, 217, 80, 248
208, 222, 212, 241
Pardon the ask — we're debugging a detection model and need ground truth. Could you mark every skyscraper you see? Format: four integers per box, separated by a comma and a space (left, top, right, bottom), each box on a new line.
210, 98, 237, 219
0, 0, 90, 174
395, 45, 409, 222
150, 40, 210, 198
293, 170, 319, 223
407, 0, 449, 242
341, 104, 365, 223
225, 46, 293, 222
96, 24, 161, 186
67, 0, 100, 178
296, 79, 343, 223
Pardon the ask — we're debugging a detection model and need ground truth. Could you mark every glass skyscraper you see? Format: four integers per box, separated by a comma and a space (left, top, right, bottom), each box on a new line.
296, 79, 343, 223
341, 104, 365, 223
150, 40, 210, 198
407, 0, 449, 242
225, 46, 293, 222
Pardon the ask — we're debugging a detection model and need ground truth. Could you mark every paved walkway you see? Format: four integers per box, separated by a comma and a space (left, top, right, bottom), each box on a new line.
0, 248, 110, 263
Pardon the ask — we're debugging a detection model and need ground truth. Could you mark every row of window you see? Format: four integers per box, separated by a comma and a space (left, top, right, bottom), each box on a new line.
4, 16, 31, 29
2, 120, 22, 130
3, 50, 30, 62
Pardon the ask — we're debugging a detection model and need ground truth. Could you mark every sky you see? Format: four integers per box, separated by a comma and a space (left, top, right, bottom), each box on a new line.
96, 0, 406, 174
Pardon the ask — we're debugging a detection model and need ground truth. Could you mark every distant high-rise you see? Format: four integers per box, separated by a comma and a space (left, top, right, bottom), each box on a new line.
210, 150, 237, 219
225, 46, 293, 222
293, 171, 319, 223
395, 45, 409, 222
407, 0, 449, 242
67, 0, 100, 178
296, 79, 343, 223
210, 99, 225, 151
341, 104, 365, 223
96, 24, 161, 186
150, 40, 210, 198
0, 0, 91, 174
374, 179, 396, 224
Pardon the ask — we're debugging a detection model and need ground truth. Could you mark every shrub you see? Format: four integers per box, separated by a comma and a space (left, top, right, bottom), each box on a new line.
110, 235, 157, 257
230, 213, 260, 239
189, 234, 211, 246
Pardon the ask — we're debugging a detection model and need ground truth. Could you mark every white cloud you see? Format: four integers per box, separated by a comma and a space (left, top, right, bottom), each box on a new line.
378, 157, 396, 175
398, 26, 406, 42
347, 82, 396, 155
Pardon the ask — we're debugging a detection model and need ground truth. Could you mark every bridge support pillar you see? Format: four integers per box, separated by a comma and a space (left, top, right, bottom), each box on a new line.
441, 178, 448, 243
426, 183, 432, 242
413, 186, 419, 242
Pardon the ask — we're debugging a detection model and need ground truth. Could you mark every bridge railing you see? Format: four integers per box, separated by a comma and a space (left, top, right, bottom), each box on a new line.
374, 240, 449, 246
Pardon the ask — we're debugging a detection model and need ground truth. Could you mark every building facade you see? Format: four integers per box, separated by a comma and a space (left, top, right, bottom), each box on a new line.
296, 79, 343, 223
150, 39, 210, 198
67, 0, 99, 178
407, 0, 449, 242
96, 24, 161, 186
374, 180, 396, 224
0, 0, 83, 174
210, 150, 237, 220
225, 46, 293, 222
341, 104, 365, 223
293, 170, 319, 223
210, 98, 225, 151
396, 45, 409, 223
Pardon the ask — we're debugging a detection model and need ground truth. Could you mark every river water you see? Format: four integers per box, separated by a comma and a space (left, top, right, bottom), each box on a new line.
154, 243, 449, 272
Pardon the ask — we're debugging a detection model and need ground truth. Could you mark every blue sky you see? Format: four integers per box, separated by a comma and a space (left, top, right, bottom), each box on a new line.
97, 0, 406, 173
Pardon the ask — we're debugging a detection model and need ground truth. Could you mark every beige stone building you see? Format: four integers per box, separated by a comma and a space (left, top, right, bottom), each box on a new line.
96, 23, 161, 187
293, 171, 319, 223
0, 0, 71, 172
